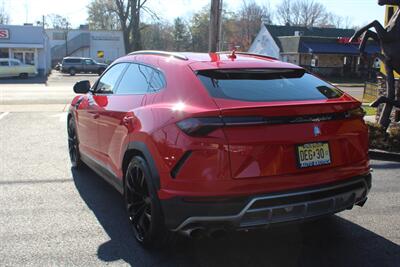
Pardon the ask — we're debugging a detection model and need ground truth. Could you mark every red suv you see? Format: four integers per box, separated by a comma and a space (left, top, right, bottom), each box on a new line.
68, 51, 371, 247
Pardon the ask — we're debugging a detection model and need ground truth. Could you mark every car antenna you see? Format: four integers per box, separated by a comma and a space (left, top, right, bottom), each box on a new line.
228, 46, 241, 60
228, 48, 237, 60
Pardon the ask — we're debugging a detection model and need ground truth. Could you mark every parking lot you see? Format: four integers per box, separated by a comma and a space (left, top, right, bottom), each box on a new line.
0, 74, 399, 266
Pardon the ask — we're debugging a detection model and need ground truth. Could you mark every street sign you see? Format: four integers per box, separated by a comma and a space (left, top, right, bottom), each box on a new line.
97, 50, 104, 58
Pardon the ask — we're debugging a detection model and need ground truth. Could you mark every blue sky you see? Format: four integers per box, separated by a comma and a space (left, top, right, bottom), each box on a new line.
3, 0, 385, 28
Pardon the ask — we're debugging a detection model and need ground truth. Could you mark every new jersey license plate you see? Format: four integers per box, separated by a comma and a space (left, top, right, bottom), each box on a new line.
297, 142, 331, 168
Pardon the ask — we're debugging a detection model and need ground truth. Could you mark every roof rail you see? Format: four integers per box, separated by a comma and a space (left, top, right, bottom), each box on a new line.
217, 51, 278, 60
128, 50, 188, 61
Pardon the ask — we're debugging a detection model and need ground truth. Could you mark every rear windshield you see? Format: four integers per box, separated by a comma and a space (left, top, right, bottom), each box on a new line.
197, 69, 343, 102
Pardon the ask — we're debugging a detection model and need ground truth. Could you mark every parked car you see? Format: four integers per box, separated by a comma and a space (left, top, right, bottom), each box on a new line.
61, 57, 107, 76
0, 58, 38, 78
67, 51, 371, 247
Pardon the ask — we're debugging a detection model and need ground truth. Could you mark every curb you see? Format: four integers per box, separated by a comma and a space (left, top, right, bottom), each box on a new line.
369, 149, 400, 162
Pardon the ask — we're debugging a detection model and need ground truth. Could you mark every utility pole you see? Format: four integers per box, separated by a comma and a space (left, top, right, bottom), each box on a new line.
209, 0, 223, 53
65, 21, 69, 57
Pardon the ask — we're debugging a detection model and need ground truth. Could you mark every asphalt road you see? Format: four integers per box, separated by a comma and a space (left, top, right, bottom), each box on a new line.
0, 110, 399, 267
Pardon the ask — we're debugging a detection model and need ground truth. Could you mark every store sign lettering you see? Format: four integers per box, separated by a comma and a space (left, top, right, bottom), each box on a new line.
0, 29, 10, 39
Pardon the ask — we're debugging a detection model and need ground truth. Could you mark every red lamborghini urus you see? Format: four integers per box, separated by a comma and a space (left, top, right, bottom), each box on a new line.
67, 51, 371, 246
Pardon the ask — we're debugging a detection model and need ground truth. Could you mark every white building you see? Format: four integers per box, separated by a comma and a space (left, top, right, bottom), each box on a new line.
46, 27, 125, 66
248, 22, 280, 59
0, 24, 51, 76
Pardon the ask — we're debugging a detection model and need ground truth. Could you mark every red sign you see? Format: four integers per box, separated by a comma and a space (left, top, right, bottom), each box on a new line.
337, 37, 361, 44
0, 29, 10, 39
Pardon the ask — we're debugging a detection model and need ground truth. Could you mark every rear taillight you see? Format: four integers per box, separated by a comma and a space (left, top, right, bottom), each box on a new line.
345, 107, 366, 119
177, 108, 365, 136
176, 117, 224, 136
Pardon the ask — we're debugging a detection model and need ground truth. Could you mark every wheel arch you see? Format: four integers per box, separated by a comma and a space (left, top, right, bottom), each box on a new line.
122, 141, 161, 190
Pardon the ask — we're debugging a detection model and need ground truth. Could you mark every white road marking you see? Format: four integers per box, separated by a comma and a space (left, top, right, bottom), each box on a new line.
0, 112, 10, 121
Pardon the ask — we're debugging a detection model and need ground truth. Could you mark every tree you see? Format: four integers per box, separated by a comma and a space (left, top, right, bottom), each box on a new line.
173, 17, 191, 51
0, 1, 9, 24
189, 6, 210, 52
87, 0, 120, 30
276, 0, 329, 27
106, 0, 158, 52
141, 21, 174, 50
237, 0, 273, 50
46, 14, 70, 29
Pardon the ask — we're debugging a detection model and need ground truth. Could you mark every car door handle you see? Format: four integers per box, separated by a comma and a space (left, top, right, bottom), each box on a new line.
92, 113, 100, 119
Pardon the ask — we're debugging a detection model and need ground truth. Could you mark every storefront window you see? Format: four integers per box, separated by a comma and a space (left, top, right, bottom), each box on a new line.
25, 52, 35, 65
12, 49, 36, 66
13, 52, 23, 62
0, 48, 9, 58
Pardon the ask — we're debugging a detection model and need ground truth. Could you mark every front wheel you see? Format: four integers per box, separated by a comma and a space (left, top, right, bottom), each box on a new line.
68, 118, 83, 168
69, 68, 76, 76
124, 156, 169, 247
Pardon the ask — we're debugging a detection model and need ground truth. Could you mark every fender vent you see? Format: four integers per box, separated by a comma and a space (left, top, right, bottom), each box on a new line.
170, 151, 192, 179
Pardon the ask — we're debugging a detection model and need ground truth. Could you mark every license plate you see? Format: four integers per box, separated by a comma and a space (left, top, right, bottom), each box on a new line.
296, 142, 331, 168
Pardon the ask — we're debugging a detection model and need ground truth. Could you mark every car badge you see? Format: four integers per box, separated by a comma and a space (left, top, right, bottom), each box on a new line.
313, 125, 321, 137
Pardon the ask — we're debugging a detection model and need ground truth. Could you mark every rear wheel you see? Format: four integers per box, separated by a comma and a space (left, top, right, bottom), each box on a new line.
68, 118, 83, 168
124, 156, 169, 247
69, 68, 76, 76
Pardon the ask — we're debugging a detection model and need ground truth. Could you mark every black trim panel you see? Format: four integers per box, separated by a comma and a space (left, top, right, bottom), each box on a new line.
160, 173, 371, 230
127, 141, 161, 189
80, 153, 124, 194
171, 151, 192, 178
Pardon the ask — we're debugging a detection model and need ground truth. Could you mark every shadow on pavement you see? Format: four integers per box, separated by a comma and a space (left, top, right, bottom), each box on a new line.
72, 167, 400, 267
370, 162, 400, 170
0, 76, 47, 84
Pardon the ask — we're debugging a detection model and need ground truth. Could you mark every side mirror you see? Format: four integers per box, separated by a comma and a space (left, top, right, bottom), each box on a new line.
73, 80, 91, 94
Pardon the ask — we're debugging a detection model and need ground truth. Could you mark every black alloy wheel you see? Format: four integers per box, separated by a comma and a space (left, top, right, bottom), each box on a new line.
124, 156, 167, 247
68, 118, 82, 168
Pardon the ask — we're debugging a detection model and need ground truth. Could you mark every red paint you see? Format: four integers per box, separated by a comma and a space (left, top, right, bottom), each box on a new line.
70, 52, 370, 201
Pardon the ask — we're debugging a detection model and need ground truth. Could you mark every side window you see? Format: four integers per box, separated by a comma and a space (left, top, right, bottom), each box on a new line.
84, 59, 93, 65
115, 63, 153, 95
0, 61, 9, 66
149, 70, 166, 92
10, 61, 20, 66
95, 63, 127, 94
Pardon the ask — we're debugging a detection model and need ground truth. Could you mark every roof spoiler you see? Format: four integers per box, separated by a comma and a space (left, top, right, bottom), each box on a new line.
217, 51, 278, 60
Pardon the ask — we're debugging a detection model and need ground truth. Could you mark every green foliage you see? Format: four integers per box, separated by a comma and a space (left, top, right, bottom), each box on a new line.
189, 6, 210, 52
173, 17, 191, 51
87, 0, 120, 30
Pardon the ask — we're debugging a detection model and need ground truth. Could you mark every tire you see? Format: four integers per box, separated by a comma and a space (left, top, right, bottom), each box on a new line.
124, 156, 170, 248
98, 68, 105, 76
69, 68, 76, 76
68, 117, 83, 168
19, 73, 28, 79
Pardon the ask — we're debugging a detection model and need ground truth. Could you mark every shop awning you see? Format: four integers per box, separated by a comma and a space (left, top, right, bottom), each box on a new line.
300, 42, 380, 55
0, 43, 44, 48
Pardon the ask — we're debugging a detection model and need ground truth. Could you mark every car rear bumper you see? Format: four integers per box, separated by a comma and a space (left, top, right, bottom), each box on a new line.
160, 173, 371, 234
